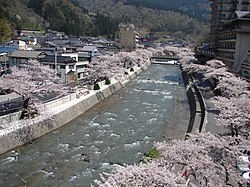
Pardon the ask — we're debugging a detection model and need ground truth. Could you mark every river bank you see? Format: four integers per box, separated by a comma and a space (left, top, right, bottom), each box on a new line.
0, 66, 144, 155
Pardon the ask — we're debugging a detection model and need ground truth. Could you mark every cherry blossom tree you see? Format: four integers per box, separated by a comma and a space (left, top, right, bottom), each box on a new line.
0, 60, 65, 116
211, 96, 250, 136
155, 132, 247, 186
180, 58, 249, 97
93, 132, 248, 187
93, 162, 186, 187
84, 49, 154, 82
173, 48, 250, 136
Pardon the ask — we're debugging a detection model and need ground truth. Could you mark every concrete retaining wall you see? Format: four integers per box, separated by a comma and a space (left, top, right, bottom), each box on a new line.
0, 112, 21, 127
181, 67, 207, 134
182, 71, 197, 133
0, 67, 144, 155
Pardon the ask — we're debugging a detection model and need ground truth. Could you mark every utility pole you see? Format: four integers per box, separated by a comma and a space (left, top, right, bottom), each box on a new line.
55, 47, 57, 77
4, 53, 6, 74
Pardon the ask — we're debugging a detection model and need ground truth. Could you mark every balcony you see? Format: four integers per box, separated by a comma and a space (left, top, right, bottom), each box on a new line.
218, 48, 235, 52
76, 68, 86, 73
241, 61, 250, 70
241, 1, 250, 5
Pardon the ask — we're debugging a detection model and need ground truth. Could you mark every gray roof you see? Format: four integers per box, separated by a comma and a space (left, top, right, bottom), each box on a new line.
78, 52, 91, 58
79, 45, 98, 52
8, 50, 46, 59
234, 11, 250, 19
40, 55, 76, 64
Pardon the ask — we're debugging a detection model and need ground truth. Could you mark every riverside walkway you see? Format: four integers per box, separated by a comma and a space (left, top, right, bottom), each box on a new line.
185, 73, 229, 135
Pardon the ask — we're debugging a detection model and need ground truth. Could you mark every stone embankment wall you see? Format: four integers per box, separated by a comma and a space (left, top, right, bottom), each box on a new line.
0, 68, 143, 155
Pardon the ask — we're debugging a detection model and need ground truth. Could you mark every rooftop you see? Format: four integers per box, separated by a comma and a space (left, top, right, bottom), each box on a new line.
40, 55, 76, 64
8, 51, 46, 59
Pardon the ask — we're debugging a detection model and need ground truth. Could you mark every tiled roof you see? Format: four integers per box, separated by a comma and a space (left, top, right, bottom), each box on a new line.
8, 50, 45, 58
40, 55, 76, 64
79, 45, 97, 52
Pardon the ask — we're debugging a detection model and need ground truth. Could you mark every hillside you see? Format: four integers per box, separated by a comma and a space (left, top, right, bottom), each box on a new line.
126, 0, 210, 21
0, 0, 120, 40
0, 0, 210, 43
76, 0, 210, 42
75, 0, 210, 21
0, 0, 45, 41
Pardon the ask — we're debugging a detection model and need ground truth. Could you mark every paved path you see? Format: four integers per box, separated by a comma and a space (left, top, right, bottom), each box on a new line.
195, 78, 230, 135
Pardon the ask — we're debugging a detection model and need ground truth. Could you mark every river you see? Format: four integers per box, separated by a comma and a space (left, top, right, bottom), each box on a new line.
0, 64, 189, 187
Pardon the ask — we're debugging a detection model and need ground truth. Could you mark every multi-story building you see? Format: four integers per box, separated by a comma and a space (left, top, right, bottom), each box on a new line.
40, 55, 77, 83
61, 52, 91, 80
117, 24, 140, 52
209, 0, 250, 78
217, 11, 250, 70
210, 0, 238, 48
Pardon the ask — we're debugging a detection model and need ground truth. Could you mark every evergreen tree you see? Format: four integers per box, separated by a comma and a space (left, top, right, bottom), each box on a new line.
0, 19, 12, 43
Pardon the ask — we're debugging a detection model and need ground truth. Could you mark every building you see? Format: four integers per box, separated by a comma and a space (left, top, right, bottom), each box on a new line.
8, 50, 46, 67
217, 11, 250, 70
210, 0, 238, 48
239, 49, 250, 80
116, 24, 140, 52
61, 52, 91, 80
209, 0, 250, 75
40, 55, 77, 83
77, 45, 98, 57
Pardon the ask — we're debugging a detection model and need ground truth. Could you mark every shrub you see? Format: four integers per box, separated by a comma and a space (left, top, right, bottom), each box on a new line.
105, 79, 111, 85
144, 148, 160, 159
94, 83, 100, 90
140, 148, 160, 164
19, 109, 28, 119
130, 67, 134, 72
124, 72, 128, 75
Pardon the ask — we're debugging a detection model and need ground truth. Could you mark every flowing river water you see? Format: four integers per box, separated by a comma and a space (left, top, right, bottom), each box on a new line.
0, 64, 189, 187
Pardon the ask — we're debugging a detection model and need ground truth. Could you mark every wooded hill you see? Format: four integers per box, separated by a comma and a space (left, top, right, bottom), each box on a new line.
0, 0, 210, 43
125, 0, 210, 21
0, 0, 121, 41
76, 0, 210, 42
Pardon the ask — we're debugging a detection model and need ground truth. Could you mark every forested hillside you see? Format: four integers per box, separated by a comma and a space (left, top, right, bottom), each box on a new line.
0, 0, 121, 40
0, 0, 45, 41
126, 0, 210, 21
76, 0, 210, 42
0, 0, 210, 43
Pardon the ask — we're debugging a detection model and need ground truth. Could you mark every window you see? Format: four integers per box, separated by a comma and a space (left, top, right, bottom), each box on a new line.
241, 6, 248, 11
60, 65, 65, 69
78, 57, 88, 61
57, 73, 61, 78
50, 65, 55, 69
69, 65, 74, 69
77, 65, 87, 69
